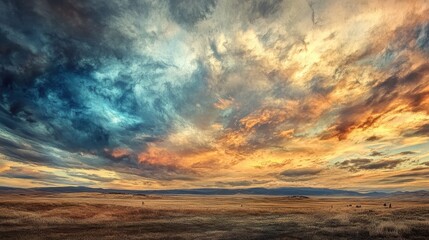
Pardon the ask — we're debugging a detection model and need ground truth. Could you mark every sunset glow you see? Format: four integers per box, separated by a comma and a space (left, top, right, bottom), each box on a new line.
1, 0, 429, 192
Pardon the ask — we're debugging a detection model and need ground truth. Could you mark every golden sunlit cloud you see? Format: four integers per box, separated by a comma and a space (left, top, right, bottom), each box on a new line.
0, 0, 429, 191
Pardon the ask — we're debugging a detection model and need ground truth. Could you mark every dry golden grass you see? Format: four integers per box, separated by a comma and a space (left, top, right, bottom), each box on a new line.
0, 193, 428, 239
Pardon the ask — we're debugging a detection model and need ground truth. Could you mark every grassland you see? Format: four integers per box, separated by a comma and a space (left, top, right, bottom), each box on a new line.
0, 193, 428, 239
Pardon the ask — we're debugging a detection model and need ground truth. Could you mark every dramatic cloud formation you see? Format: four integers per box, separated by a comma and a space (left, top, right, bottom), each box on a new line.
1, 0, 429, 191
336, 158, 405, 172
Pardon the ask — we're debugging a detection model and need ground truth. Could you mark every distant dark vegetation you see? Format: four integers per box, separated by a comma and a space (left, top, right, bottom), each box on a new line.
2, 186, 427, 197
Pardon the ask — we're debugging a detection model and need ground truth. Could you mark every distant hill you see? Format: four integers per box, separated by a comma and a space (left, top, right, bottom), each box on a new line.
388, 190, 429, 198
0, 186, 427, 197
2, 186, 425, 197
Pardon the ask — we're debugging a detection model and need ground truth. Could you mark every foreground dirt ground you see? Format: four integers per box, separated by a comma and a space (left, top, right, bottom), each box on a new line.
0, 193, 428, 239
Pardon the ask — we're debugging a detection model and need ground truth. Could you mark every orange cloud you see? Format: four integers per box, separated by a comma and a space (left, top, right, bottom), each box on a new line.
213, 97, 234, 110
240, 107, 288, 130
111, 148, 132, 158
138, 145, 179, 166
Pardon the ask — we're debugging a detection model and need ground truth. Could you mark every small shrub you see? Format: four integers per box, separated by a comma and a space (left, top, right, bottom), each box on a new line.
370, 221, 410, 237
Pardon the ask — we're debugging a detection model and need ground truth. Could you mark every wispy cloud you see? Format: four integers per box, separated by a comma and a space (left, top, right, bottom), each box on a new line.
1, 0, 429, 190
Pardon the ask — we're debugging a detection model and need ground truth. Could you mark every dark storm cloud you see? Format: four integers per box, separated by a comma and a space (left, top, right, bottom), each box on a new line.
361, 159, 404, 170
1, 0, 429, 189
0, 0, 209, 180
366, 135, 381, 142
0, 133, 110, 170
309, 75, 335, 96
168, 0, 216, 27
337, 158, 371, 167
107, 160, 198, 181
215, 179, 270, 187
405, 123, 429, 137
416, 22, 429, 52
280, 168, 322, 177
381, 178, 417, 184
277, 167, 323, 182
336, 158, 405, 172
67, 172, 117, 182
369, 151, 383, 157
1, 0, 148, 150
381, 167, 429, 184
0, 134, 70, 167
164, 61, 214, 128
0, 166, 79, 185
0, 146, 52, 165
0, 166, 54, 180
398, 151, 416, 155
392, 169, 429, 178
250, 0, 283, 19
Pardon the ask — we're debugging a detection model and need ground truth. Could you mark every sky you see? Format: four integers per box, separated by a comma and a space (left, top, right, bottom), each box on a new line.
1, 0, 429, 192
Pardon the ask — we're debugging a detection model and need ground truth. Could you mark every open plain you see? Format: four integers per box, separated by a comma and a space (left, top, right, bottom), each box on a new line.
0, 193, 428, 240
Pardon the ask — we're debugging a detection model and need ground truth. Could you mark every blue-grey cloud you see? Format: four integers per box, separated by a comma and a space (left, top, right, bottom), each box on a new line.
0, 0, 210, 180
406, 123, 429, 137
336, 158, 406, 172
1, 0, 429, 189
168, 0, 216, 27
0, 166, 85, 185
